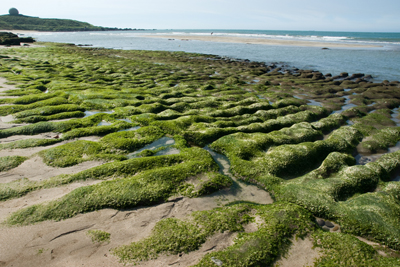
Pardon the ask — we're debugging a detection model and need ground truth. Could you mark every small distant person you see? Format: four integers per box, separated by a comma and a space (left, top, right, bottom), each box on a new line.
211, 32, 213, 35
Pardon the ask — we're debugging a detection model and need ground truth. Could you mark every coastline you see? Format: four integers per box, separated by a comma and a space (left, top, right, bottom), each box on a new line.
0, 29, 41, 35
141, 34, 381, 48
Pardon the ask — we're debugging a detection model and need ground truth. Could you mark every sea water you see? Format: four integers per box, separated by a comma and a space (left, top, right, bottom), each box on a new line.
24, 29, 400, 81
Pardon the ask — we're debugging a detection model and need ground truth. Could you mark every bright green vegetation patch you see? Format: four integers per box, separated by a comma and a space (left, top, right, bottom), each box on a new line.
211, 125, 362, 186
0, 178, 39, 201
0, 139, 188, 201
113, 201, 400, 266
0, 97, 69, 116
112, 202, 314, 265
313, 231, 400, 266
99, 126, 164, 152
179, 172, 232, 197
352, 110, 396, 129
0, 114, 104, 138
359, 127, 400, 153
275, 151, 400, 250
86, 229, 111, 244
0, 156, 27, 171
338, 182, 400, 250
0, 138, 61, 150
5, 147, 221, 224
14, 111, 85, 123
38, 140, 124, 167
36, 125, 165, 167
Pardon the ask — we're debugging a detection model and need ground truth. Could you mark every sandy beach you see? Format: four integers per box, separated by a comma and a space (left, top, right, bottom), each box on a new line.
0, 30, 40, 35
142, 34, 380, 48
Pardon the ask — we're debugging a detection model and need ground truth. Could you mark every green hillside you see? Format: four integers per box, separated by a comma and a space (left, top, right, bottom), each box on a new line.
0, 14, 131, 31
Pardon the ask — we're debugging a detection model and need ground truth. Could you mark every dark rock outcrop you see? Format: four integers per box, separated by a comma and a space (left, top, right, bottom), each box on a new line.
0, 32, 35, 45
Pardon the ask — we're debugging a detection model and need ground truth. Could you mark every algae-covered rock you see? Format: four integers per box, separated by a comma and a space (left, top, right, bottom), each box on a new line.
1, 43, 400, 266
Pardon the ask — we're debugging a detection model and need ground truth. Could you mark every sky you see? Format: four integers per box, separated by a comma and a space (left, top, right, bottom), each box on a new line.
2, 0, 400, 32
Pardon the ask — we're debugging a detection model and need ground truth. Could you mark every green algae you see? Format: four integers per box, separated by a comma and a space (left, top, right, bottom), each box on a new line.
210, 126, 362, 186
179, 172, 232, 197
359, 127, 400, 153
87, 229, 111, 244
0, 113, 104, 138
99, 126, 164, 152
274, 150, 400, 250
313, 231, 400, 266
0, 97, 69, 116
112, 202, 313, 265
0, 155, 27, 171
38, 140, 124, 167
5, 147, 219, 224
0, 43, 399, 264
0, 138, 61, 150
0, 150, 188, 201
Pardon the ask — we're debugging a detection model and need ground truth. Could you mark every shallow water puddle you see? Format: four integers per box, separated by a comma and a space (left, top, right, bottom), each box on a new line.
84, 110, 114, 117
294, 95, 322, 107
127, 137, 176, 159
155, 147, 180, 156
307, 99, 322, 107
118, 126, 141, 132
118, 118, 132, 123
97, 120, 112, 126
355, 141, 400, 165
202, 146, 273, 204
203, 146, 231, 176
391, 108, 400, 126
332, 95, 357, 114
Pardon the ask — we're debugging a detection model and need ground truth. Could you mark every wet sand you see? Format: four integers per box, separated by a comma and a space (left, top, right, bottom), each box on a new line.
142, 34, 380, 48
0, 30, 40, 35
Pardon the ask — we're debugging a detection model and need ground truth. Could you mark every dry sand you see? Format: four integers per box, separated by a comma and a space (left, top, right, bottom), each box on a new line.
0, 155, 105, 184
0, 30, 40, 35
0, 77, 18, 93
274, 237, 321, 267
143, 34, 380, 48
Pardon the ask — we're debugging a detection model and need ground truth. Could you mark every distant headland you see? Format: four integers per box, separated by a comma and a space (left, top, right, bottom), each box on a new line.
0, 7, 141, 32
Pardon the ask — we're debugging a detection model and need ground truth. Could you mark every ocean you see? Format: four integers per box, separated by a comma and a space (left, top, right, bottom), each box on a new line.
23, 29, 400, 82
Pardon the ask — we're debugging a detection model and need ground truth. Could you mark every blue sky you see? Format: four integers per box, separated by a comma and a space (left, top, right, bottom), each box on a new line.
2, 0, 400, 32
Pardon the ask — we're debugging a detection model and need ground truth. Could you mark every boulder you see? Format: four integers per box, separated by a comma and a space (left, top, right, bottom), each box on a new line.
312, 72, 325, 80
316, 218, 325, 226
325, 221, 334, 228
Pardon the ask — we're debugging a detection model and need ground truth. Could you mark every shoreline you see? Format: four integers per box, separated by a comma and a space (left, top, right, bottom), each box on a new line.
0, 29, 41, 35
141, 34, 381, 48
